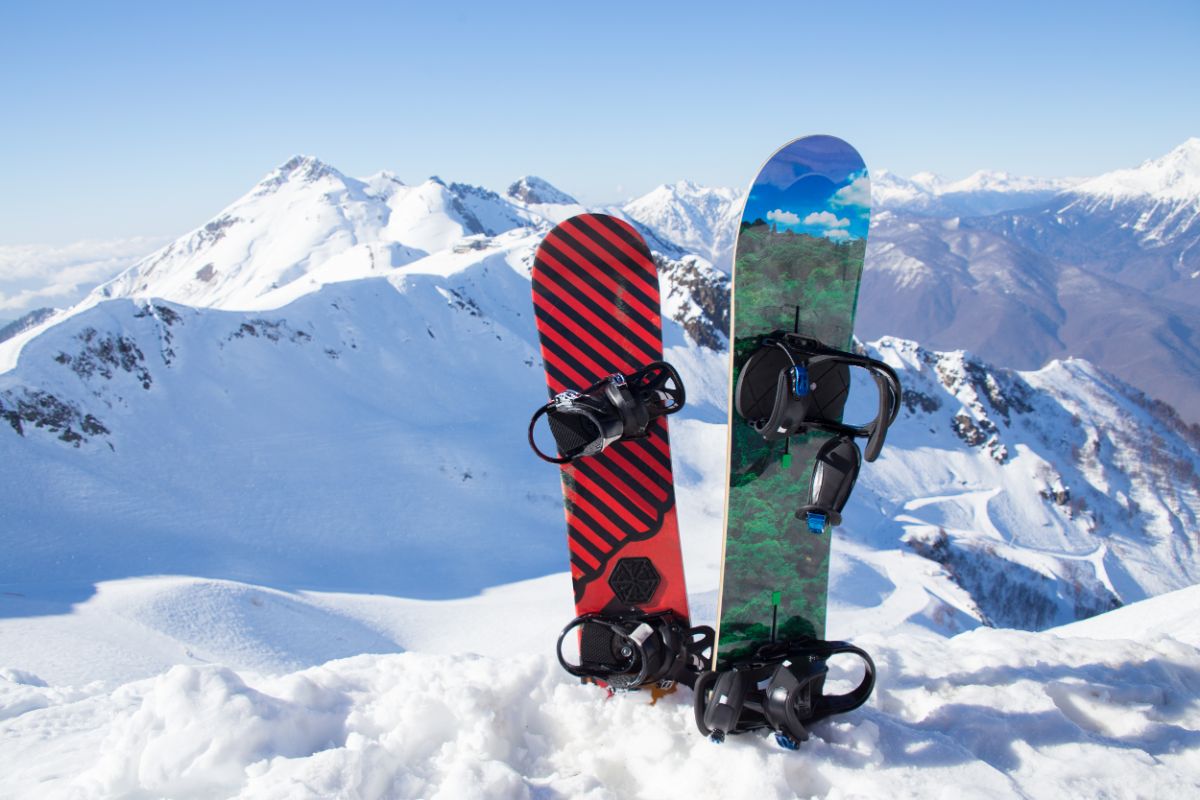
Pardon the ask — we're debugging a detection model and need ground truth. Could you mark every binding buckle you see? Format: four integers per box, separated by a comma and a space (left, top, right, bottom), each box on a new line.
556, 612, 714, 691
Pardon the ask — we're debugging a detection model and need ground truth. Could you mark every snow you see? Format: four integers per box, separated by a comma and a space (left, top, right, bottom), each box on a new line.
872, 169, 1080, 217
75, 158, 543, 318
2, 316, 1198, 796
1076, 138, 1200, 202
1055, 584, 1200, 646
619, 180, 744, 271
3, 575, 1199, 798
942, 169, 1077, 195
506, 175, 579, 207
3, 147, 1200, 797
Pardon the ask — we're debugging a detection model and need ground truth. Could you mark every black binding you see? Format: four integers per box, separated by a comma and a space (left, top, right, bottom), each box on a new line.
735, 333, 901, 534
734, 333, 900, 462
693, 638, 875, 747
529, 361, 685, 464
556, 612, 714, 691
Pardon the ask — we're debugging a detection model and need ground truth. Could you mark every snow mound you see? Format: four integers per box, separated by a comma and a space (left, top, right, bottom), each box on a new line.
108, 578, 404, 674
4, 590, 1200, 799
1054, 584, 1200, 647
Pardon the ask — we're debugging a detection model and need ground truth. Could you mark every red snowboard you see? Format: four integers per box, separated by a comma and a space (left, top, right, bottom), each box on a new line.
531, 213, 691, 641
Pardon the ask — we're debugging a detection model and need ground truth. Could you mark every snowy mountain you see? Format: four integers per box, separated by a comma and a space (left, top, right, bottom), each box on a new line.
2, 150, 1197, 618
506, 175, 578, 206
1075, 137, 1200, 204
1, 301, 1195, 629
857, 208, 1200, 397
503, 175, 588, 225
596, 142, 1200, 426
3, 150, 1200, 797
0, 308, 56, 345
860, 140, 1200, 426
617, 180, 745, 271
88, 157, 542, 313
872, 169, 1080, 217
0, 157, 730, 598
964, 139, 1200, 285
861, 338, 1200, 630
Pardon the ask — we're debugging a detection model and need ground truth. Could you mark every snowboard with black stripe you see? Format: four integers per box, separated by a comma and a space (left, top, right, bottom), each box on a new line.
530, 213, 691, 660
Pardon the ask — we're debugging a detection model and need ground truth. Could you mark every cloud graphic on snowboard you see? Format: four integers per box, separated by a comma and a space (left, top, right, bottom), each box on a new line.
744, 136, 869, 241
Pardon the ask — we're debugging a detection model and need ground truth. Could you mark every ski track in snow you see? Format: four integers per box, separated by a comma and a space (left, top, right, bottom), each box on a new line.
900, 488, 1106, 562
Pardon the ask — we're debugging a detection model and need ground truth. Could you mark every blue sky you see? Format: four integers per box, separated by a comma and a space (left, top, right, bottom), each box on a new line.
1, 0, 1198, 244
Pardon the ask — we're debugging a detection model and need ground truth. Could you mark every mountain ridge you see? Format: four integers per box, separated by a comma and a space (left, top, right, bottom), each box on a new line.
2, 142, 1198, 628
2, 274, 1196, 631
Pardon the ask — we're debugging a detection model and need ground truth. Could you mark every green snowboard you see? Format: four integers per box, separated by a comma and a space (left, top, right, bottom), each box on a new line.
714, 135, 870, 669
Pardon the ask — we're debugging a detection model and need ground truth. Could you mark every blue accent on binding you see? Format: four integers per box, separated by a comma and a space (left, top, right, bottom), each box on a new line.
806, 511, 827, 535
775, 732, 800, 750
791, 365, 809, 397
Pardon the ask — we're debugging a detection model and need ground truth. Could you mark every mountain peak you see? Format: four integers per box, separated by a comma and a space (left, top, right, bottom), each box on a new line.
630, 180, 741, 207
365, 169, 404, 185
256, 155, 345, 193
361, 170, 406, 200
505, 176, 577, 205
1075, 138, 1200, 202
620, 181, 744, 270
910, 171, 944, 189
651, 179, 720, 199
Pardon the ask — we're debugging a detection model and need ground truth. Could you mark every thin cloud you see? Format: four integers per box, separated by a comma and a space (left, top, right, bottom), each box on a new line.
0, 237, 166, 314
803, 211, 850, 229
767, 209, 801, 226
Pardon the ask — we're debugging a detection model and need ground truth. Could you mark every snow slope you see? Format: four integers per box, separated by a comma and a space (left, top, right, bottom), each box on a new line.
2, 289, 1196, 633
0, 271, 572, 597
618, 180, 744, 271
2, 575, 1198, 799
1, 155, 1196, 625
853, 338, 1200, 632
1075, 137, 1200, 203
